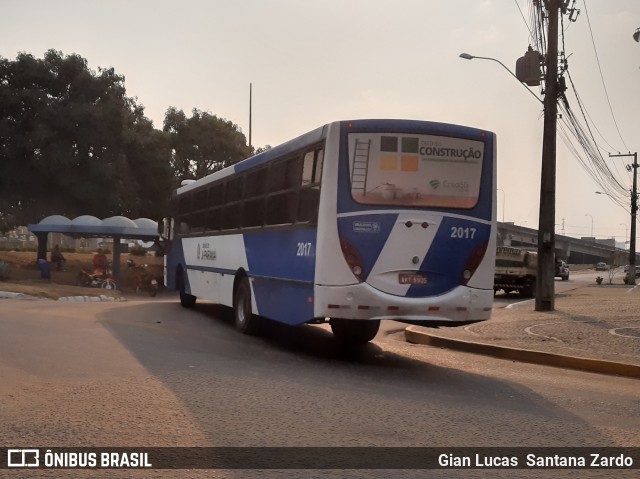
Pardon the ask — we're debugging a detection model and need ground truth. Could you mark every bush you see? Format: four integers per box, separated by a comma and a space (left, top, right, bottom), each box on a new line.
129, 244, 147, 256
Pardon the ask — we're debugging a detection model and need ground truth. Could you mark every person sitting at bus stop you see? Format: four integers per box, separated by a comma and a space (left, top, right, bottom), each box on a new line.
51, 244, 66, 271
93, 248, 108, 276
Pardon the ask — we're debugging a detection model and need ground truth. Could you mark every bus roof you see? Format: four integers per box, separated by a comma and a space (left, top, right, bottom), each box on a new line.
177, 123, 329, 195
176, 119, 494, 195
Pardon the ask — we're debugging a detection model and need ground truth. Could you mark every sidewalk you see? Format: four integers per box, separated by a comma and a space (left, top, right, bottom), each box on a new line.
405, 284, 640, 379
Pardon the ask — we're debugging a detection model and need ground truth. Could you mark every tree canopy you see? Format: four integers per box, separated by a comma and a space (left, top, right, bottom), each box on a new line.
0, 50, 174, 230
163, 107, 252, 181
0, 50, 256, 232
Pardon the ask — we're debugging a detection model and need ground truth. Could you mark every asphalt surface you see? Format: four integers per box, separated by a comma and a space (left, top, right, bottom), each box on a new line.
2, 278, 640, 380
406, 283, 640, 379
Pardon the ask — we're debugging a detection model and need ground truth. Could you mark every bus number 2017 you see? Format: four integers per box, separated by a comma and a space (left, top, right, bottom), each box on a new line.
450, 227, 476, 239
296, 242, 313, 257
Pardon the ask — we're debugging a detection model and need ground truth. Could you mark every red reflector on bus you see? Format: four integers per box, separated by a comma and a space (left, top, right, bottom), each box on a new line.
358, 305, 370, 310
328, 304, 351, 310
428, 306, 440, 311
387, 306, 399, 311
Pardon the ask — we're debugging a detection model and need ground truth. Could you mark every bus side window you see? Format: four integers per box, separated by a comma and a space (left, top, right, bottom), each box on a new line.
179, 221, 190, 235
195, 189, 207, 210
298, 187, 320, 223
190, 212, 205, 232
299, 148, 323, 223
179, 196, 191, 216
226, 177, 244, 202
223, 203, 242, 230
285, 156, 301, 188
268, 160, 287, 192
209, 184, 224, 207
302, 149, 323, 185
302, 152, 314, 185
207, 208, 221, 231
246, 168, 267, 198
243, 198, 265, 227
266, 192, 297, 225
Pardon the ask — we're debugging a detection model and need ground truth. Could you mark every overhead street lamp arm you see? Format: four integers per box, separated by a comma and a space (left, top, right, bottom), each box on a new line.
459, 53, 543, 104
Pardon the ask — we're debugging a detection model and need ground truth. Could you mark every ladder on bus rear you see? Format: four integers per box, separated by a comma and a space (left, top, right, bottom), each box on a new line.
351, 139, 371, 196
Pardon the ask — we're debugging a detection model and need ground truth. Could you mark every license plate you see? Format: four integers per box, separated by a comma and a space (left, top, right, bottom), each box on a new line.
399, 273, 428, 285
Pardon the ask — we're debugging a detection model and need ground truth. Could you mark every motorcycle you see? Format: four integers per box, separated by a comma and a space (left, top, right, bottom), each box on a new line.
77, 264, 116, 290
127, 259, 158, 297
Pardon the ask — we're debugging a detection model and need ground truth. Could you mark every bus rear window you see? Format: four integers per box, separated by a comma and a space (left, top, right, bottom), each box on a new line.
348, 133, 484, 209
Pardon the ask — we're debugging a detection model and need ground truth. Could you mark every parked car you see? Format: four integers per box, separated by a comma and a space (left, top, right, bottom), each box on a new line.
595, 262, 608, 271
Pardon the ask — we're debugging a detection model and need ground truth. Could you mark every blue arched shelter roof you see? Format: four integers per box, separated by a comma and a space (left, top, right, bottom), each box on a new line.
29, 215, 159, 240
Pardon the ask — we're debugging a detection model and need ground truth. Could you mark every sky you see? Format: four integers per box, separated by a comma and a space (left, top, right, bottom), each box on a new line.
2, 0, 640, 245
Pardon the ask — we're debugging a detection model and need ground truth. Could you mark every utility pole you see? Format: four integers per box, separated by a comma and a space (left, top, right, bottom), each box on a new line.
610, 152, 638, 284
536, 0, 560, 311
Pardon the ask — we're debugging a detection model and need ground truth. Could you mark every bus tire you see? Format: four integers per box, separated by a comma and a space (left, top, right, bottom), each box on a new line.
329, 319, 380, 344
234, 277, 259, 335
178, 271, 196, 308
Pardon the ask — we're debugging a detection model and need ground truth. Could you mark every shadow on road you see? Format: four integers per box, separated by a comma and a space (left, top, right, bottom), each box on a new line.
92, 300, 618, 449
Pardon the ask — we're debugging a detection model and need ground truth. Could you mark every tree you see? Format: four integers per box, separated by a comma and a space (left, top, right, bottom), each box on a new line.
0, 50, 174, 231
163, 107, 252, 181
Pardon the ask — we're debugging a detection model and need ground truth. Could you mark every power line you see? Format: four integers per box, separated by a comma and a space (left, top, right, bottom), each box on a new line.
583, 0, 630, 151
514, 0, 534, 41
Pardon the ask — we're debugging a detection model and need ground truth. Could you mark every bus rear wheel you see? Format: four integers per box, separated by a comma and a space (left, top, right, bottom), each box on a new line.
178, 271, 196, 308
234, 277, 260, 335
329, 319, 380, 344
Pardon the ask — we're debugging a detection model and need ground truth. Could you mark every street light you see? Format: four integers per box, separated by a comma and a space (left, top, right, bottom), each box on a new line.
585, 213, 593, 237
460, 20, 561, 313
458, 53, 543, 104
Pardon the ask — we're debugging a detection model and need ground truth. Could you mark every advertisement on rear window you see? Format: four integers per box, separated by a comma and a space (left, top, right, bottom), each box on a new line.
348, 133, 484, 208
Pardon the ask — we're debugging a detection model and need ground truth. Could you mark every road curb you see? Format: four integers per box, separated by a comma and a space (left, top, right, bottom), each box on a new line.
0, 291, 43, 301
405, 326, 640, 380
0, 291, 125, 302
58, 295, 126, 302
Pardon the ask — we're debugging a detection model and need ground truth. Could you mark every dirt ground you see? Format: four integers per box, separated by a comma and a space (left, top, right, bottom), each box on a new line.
0, 250, 165, 299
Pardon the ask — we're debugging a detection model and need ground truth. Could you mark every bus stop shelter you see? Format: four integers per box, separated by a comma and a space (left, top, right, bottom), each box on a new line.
28, 215, 159, 290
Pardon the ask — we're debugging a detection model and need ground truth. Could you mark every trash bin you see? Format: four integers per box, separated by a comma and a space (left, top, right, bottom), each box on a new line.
37, 258, 51, 280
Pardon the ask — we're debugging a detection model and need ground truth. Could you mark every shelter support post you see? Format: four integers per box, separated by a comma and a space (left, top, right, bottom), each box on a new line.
35, 232, 49, 261
112, 235, 122, 290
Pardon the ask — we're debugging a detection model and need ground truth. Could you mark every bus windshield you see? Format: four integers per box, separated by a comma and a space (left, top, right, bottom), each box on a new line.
348, 132, 484, 208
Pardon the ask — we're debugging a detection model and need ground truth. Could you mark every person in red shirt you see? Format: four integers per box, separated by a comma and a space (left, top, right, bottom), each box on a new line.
93, 248, 108, 276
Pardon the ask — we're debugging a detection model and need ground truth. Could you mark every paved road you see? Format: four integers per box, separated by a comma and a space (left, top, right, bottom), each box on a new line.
492, 268, 609, 309
1, 298, 639, 478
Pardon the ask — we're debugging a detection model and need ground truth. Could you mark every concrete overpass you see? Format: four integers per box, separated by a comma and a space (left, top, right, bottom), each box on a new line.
498, 222, 632, 266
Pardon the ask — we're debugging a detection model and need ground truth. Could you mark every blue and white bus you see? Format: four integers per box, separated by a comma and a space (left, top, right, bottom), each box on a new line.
162, 119, 497, 343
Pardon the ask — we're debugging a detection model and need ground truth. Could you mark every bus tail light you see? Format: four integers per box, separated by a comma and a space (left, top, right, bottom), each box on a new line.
339, 237, 364, 282
462, 242, 488, 285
